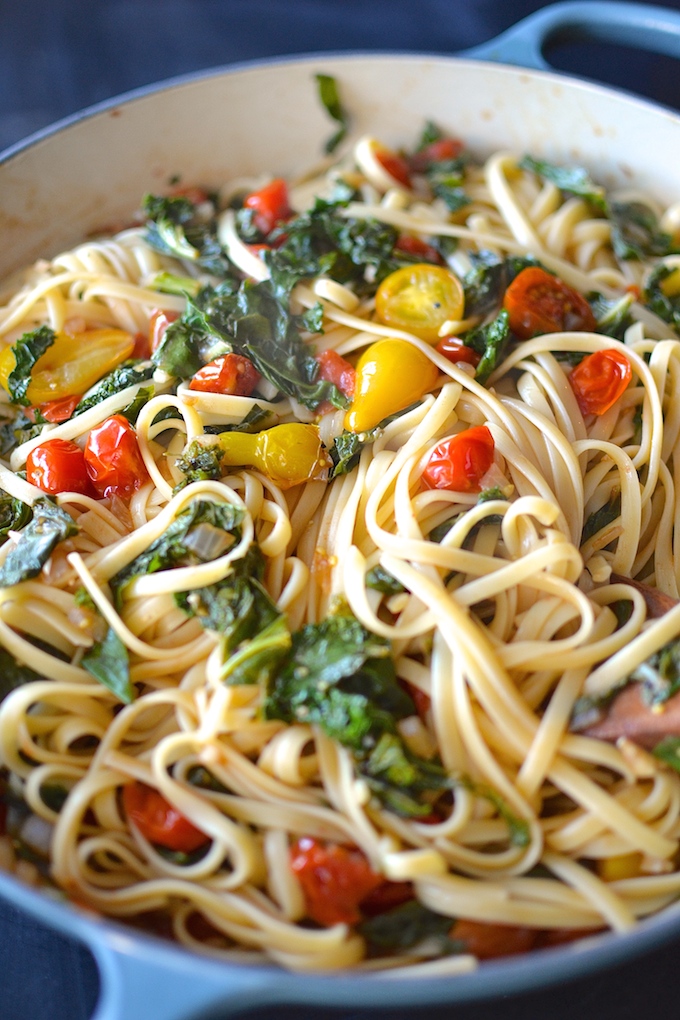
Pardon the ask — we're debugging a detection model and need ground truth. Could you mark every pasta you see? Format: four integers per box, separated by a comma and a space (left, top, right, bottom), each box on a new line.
2, 117, 680, 975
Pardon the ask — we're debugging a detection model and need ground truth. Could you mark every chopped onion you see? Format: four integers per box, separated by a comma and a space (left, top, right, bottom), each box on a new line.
183, 523, 235, 561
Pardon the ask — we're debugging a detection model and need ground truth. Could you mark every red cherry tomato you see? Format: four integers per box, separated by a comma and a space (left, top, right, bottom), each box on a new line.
503, 266, 596, 339
84, 414, 149, 499
569, 348, 632, 416
149, 309, 180, 354
131, 331, 151, 360
29, 394, 81, 424
394, 234, 443, 264
188, 354, 260, 396
436, 336, 481, 368
422, 425, 495, 493
290, 838, 383, 926
243, 178, 292, 236
316, 349, 356, 399
375, 148, 412, 189
452, 919, 538, 960
122, 781, 209, 853
26, 438, 93, 496
409, 137, 465, 173
359, 881, 414, 917
169, 185, 210, 205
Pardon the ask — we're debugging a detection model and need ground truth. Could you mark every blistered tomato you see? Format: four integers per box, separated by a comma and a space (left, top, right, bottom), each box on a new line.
290, 838, 383, 926
569, 348, 632, 416
375, 264, 465, 343
189, 354, 260, 395
84, 414, 150, 499
422, 425, 495, 492
315, 349, 356, 400
25, 438, 93, 496
243, 178, 292, 236
503, 267, 596, 339
123, 782, 209, 853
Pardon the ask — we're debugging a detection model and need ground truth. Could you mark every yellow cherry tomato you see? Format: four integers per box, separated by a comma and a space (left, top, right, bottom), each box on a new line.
344, 338, 439, 434
375, 263, 465, 343
218, 423, 330, 489
0, 328, 134, 404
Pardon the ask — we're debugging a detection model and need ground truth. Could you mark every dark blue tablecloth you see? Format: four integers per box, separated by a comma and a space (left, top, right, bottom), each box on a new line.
3, 2, 680, 1017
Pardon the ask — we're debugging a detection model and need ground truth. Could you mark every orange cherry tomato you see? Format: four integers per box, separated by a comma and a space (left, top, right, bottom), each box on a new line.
243, 178, 292, 236
290, 838, 383, 926
436, 336, 481, 368
503, 266, 596, 339
422, 425, 495, 493
452, 919, 538, 960
84, 414, 150, 499
409, 137, 465, 173
394, 234, 442, 264
149, 309, 180, 354
188, 354, 260, 396
315, 349, 356, 399
374, 147, 412, 189
30, 394, 81, 424
26, 438, 93, 496
569, 348, 632, 416
122, 781, 209, 853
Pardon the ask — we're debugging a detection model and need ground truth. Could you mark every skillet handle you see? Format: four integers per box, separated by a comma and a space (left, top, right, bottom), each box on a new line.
85, 924, 280, 1020
462, 0, 680, 69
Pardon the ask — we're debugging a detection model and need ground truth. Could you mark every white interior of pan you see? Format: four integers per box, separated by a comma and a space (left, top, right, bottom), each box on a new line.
2, 54, 680, 282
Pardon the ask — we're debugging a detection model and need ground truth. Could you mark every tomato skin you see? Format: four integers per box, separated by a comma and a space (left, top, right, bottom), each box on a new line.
316, 349, 356, 399
122, 781, 209, 853
345, 339, 439, 434
26, 438, 93, 496
243, 178, 292, 236
394, 234, 442, 264
503, 266, 596, 339
30, 394, 81, 424
84, 415, 149, 499
409, 137, 464, 173
375, 264, 465, 343
189, 354, 260, 396
149, 309, 180, 354
422, 425, 495, 493
436, 336, 481, 368
359, 881, 414, 917
290, 837, 383, 926
569, 348, 632, 416
452, 919, 538, 960
374, 147, 412, 189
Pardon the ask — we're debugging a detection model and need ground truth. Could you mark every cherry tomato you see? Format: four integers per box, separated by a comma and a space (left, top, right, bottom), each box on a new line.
243, 178, 292, 236
84, 414, 150, 499
149, 309, 180, 354
26, 438, 92, 496
122, 781, 209, 853
394, 234, 442, 264
218, 423, 330, 489
290, 837, 383, 926
189, 354, 260, 396
452, 919, 538, 960
315, 349, 356, 399
436, 336, 481, 368
409, 137, 465, 173
29, 394, 81, 424
422, 425, 495, 493
374, 146, 412, 189
569, 348, 632, 416
169, 185, 210, 205
359, 881, 414, 917
401, 679, 432, 721
375, 264, 465, 343
344, 339, 439, 434
503, 266, 596, 339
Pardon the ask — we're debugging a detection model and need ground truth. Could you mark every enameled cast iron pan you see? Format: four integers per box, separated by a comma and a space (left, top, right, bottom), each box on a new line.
2, 3, 680, 1017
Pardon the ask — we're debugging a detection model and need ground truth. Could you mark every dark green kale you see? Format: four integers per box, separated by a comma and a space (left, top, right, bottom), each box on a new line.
203, 404, 273, 436
644, 264, 680, 333
581, 492, 621, 545
519, 156, 607, 213
631, 638, 680, 707
0, 492, 32, 546
359, 731, 451, 817
143, 193, 238, 278
81, 627, 134, 704
463, 309, 511, 383
609, 201, 676, 262
428, 487, 507, 545
358, 899, 462, 956
3, 410, 45, 451
119, 385, 154, 425
365, 565, 407, 595
73, 360, 155, 418
462, 252, 541, 320
329, 402, 422, 478
0, 499, 77, 587
315, 73, 349, 154
174, 439, 224, 489
426, 157, 470, 214
0, 645, 44, 702
6, 326, 55, 406
588, 291, 635, 340
109, 499, 244, 605
652, 736, 680, 773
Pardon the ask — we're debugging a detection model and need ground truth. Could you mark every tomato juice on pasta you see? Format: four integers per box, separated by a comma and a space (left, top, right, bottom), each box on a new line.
2, 117, 680, 973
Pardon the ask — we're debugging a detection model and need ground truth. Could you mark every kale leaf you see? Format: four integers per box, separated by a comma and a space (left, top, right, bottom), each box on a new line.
581, 492, 621, 545
519, 156, 607, 213
0, 645, 44, 702
652, 736, 680, 773
365, 565, 407, 595
315, 73, 349, 154
463, 252, 541, 320
463, 309, 511, 383
73, 360, 155, 418
358, 899, 461, 955
0, 492, 32, 546
143, 193, 237, 278
174, 439, 224, 489
609, 201, 676, 262
644, 264, 680, 333
588, 291, 635, 340
0, 499, 77, 588
81, 627, 134, 704
6, 326, 55, 406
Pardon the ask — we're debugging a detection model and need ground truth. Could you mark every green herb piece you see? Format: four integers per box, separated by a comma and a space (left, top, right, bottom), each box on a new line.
427, 157, 470, 213
358, 899, 461, 955
174, 439, 223, 489
360, 731, 451, 817
463, 252, 541, 319
315, 73, 349, 154
428, 487, 507, 545
73, 360, 155, 418
644, 264, 680, 333
519, 156, 607, 213
581, 492, 621, 545
148, 271, 202, 298
40, 784, 69, 813
143, 193, 238, 278
588, 291, 635, 340
81, 627, 133, 704
119, 385, 154, 425
631, 638, 680, 707
109, 499, 244, 605
609, 201, 676, 261
330, 402, 422, 478
0, 645, 44, 702
365, 565, 407, 595
416, 120, 443, 150
652, 736, 680, 773
463, 309, 511, 383
6, 326, 55, 406
187, 764, 229, 793
0, 492, 32, 546
0, 499, 77, 588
